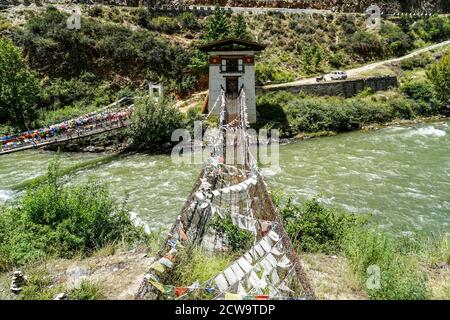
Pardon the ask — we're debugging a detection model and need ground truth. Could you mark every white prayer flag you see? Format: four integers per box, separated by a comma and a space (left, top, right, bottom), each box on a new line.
214, 274, 229, 292
224, 267, 238, 285
254, 244, 265, 257
268, 230, 280, 242
231, 263, 245, 281
258, 274, 268, 289
277, 255, 292, 269
260, 257, 273, 273
243, 252, 253, 264
238, 216, 246, 229
248, 271, 260, 289
260, 238, 272, 253
237, 257, 252, 273
269, 284, 279, 297
279, 282, 295, 293
267, 253, 278, 267
271, 246, 284, 256
195, 192, 205, 200
237, 282, 247, 296
200, 202, 209, 209
271, 269, 280, 284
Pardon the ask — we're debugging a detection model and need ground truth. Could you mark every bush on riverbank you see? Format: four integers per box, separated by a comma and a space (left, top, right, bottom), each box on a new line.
274, 193, 448, 300
273, 195, 366, 254
0, 157, 146, 271
256, 88, 446, 138
127, 96, 184, 151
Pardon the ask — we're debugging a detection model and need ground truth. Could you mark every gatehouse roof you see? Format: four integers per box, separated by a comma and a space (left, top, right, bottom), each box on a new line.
198, 38, 266, 52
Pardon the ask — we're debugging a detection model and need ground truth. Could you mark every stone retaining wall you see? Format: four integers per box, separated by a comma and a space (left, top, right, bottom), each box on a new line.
258, 76, 398, 98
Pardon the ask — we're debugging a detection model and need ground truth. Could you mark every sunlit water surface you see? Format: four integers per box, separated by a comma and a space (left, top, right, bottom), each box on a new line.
1, 120, 448, 235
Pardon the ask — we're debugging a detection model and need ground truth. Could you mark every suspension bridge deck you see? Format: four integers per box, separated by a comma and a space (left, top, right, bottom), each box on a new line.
0, 123, 128, 156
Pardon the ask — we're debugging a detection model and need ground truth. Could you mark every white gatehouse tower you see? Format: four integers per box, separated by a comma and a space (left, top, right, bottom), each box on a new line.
199, 38, 266, 124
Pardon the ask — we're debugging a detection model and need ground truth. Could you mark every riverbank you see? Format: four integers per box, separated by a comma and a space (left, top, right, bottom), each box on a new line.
0, 193, 448, 300
286, 114, 449, 143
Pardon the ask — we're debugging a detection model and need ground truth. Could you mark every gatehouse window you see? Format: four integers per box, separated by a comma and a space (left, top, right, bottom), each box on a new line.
221, 58, 244, 73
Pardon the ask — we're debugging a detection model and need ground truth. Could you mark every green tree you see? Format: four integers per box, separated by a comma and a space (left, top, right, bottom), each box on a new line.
232, 14, 251, 40
127, 96, 184, 150
0, 37, 40, 130
301, 45, 314, 74
427, 51, 450, 104
203, 6, 230, 42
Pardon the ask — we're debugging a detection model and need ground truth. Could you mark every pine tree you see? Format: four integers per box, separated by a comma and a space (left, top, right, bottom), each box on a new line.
203, 6, 230, 42
232, 14, 251, 40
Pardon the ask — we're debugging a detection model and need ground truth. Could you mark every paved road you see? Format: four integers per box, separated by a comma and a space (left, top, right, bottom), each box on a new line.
264, 39, 450, 89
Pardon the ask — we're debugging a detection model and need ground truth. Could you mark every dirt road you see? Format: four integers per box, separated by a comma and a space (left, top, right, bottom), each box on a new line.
264, 39, 450, 89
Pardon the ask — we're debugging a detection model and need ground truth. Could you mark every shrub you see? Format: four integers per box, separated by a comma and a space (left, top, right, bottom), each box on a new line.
0, 156, 144, 270
87, 6, 103, 18
389, 96, 415, 119
150, 16, 180, 34
400, 81, 443, 116
401, 81, 435, 103
184, 105, 203, 132
278, 197, 366, 254
255, 91, 292, 135
159, 246, 237, 299
127, 96, 184, 151
380, 21, 413, 56
209, 216, 253, 252
400, 53, 432, 70
348, 31, 385, 61
178, 12, 200, 31
427, 51, 450, 105
14, 8, 194, 95
413, 15, 450, 42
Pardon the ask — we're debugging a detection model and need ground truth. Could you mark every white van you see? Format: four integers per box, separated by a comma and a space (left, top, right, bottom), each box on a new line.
330, 71, 348, 80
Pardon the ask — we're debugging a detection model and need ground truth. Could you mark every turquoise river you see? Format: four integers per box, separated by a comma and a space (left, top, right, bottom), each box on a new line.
1, 120, 449, 235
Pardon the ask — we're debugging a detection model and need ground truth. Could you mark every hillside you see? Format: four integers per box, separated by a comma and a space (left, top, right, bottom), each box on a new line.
0, 4, 448, 133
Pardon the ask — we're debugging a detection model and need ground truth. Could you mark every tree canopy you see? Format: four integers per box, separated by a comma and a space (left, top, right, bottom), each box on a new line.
231, 14, 251, 40
0, 37, 40, 131
427, 51, 450, 104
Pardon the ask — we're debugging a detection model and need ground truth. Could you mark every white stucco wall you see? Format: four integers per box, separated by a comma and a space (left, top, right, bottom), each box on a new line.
207, 51, 257, 123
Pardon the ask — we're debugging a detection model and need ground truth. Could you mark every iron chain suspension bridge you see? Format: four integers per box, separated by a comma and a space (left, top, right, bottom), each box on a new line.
0, 97, 135, 155
135, 89, 316, 300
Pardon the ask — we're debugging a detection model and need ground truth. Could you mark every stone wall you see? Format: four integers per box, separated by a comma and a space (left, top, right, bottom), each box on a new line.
258, 76, 398, 98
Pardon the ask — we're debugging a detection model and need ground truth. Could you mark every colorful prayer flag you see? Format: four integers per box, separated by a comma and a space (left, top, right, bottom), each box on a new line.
174, 287, 189, 297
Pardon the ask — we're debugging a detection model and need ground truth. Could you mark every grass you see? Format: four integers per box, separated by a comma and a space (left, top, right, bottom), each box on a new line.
168, 246, 237, 287
68, 280, 105, 300
158, 246, 238, 299
19, 265, 64, 300
275, 193, 448, 300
